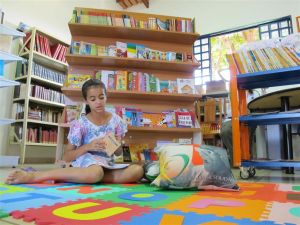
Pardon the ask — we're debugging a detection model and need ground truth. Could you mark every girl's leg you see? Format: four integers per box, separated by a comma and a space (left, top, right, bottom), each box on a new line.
5, 165, 104, 184
102, 164, 144, 184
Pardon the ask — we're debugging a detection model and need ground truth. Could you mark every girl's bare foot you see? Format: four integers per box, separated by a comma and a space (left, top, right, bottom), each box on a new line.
5, 170, 35, 184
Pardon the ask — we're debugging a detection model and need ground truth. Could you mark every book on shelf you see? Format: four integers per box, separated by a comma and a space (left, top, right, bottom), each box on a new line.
177, 78, 195, 94
67, 74, 92, 88
175, 111, 195, 128
116, 41, 127, 58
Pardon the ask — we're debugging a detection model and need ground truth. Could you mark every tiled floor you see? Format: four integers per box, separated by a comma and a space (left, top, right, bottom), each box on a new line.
1, 164, 300, 225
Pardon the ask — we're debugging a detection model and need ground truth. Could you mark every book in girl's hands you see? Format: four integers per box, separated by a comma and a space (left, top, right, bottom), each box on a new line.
104, 133, 121, 156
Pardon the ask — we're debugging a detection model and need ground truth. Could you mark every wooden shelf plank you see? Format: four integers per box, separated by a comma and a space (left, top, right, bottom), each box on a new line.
128, 126, 200, 133
20, 50, 68, 72
61, 87, 201, 102
15, 75, 63, 89
15, 119, 59, 126
65, 54, 200, 72
26, 142, 57, 147
69, 23, 199, 45
58, 123, 200, 133
13, 97, 65, 108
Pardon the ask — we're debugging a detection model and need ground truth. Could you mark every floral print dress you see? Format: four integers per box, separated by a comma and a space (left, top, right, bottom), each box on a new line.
67, 112, 128, 169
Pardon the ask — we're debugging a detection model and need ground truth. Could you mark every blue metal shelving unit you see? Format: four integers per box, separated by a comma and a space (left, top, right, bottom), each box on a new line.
236, 65, 300, 178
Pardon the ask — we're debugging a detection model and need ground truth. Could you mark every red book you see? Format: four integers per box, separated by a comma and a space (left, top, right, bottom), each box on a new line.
175, 111, 195, 128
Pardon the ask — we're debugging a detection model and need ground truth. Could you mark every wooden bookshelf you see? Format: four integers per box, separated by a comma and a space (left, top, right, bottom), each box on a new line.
56, 8, 202, 163
65, 54, 200, 73
68, 23, 199, 45
11, 27, 68, 164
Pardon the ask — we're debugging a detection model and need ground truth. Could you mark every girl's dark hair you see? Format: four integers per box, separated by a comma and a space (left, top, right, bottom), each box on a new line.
81, 79, 107, 114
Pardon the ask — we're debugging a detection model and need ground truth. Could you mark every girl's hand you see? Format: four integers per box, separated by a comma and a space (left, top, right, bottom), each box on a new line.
88, 138, 106, 151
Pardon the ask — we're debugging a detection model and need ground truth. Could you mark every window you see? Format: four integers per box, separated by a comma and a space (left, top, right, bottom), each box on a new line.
194, 16, 293, 86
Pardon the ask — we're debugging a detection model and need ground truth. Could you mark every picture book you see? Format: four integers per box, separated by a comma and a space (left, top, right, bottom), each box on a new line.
142, 112, 166, 127
115, 70, 127, 90
159, 80, 170, 93
97, 45, 108, 56
177, 78, 195, 94
127, 71, 134, 90
149, 74, 157, 92
70, 41, 80, 54
99, 70, 115, 89
104, 133, 121, 156
136, 44, 145, 59
116, 41, 127, 57
65, 105, 81, 123
175, 111, 195, 128
127, 43, 137, 58
67, 74, 92, 88
108, 45, 117, 57
107, 73, 116, 90
169, 80, 178, 93
156, 18, 169, 31
79, 41, 94, 55
122, 145, 132, 162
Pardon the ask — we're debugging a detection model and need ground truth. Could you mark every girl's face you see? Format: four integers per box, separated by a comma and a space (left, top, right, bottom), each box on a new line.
85, 86, 107, 113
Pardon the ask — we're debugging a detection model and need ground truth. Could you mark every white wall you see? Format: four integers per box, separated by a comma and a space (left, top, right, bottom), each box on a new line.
1, 0, 299, 44
0, 0, 299, 160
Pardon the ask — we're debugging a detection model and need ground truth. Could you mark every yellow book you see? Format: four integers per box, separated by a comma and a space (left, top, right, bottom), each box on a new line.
271, 48, 289, 68
115, 71, 127, 91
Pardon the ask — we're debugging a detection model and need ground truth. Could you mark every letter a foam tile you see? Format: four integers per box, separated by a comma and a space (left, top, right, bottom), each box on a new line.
11, 198, 152, 225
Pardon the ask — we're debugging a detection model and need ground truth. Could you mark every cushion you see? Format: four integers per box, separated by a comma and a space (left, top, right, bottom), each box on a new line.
151, 144, 239, 191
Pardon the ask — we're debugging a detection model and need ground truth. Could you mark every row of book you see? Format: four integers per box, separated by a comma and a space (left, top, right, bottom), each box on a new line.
24, 32, 67, 63
13, 125, 57, 144
12, 103, 62, 123
14, 84, 65, 104
67, 70, 196, 94
16, 61, 66, 85
229, 34, 300, 74
27, 127, 57, 144
71, 8, 195, 33
114, 144, 158, 163
229, 47, 299, 74
70, 41, 194, 62
65, 104, 196, 128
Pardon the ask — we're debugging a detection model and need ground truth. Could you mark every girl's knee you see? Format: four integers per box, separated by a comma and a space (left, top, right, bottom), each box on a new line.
85, 166, 104, 183
129, 164, 144, 181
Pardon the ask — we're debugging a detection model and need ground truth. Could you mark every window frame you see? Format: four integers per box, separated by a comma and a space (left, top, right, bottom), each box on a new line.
193, 16, 293, 85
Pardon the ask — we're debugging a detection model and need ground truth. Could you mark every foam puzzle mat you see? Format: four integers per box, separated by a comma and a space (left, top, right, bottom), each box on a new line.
0, 181, 299, 225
